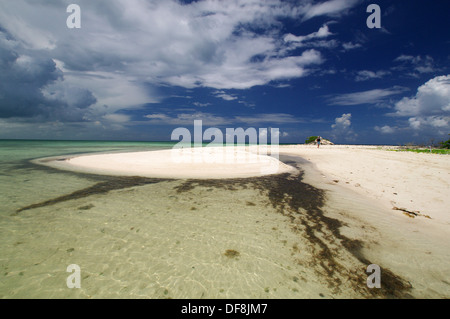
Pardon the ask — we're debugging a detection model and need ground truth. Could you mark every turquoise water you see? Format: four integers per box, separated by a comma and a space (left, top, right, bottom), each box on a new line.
1, 140, 324, 299
0, 140, 175, 214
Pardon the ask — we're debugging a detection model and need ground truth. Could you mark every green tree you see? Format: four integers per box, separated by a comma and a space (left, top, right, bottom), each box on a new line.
439, 135, 450, 149
305, 136, 318, 144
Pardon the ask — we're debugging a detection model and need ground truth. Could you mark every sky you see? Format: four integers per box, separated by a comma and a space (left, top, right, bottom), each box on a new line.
0, 0, 449, 144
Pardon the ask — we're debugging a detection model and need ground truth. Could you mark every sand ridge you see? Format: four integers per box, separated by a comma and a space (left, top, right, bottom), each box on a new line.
35, 146, 296, 179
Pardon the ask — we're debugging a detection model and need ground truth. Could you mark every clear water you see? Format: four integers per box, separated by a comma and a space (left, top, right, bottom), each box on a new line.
0, 140, 448, 299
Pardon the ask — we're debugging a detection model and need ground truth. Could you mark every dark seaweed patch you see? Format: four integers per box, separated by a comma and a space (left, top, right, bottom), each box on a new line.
224, 249, 240, 258
174, 168, 413, 298
78, 204, 95, 211
15, 176, 170, 214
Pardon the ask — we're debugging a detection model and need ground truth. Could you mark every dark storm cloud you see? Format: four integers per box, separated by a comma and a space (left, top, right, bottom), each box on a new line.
0, 27, 97, 120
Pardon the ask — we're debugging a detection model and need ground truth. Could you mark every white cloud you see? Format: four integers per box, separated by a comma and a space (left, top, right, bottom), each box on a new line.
355, 70, 390, 82
145, 112, 229, 126
213, 91, 238, 101
0, 0, 360, 132
393, 75, 450, 117
342, 42, 362, 51
144, 111, 305, 126
0, 0, 350, 98
332, 113, 352, 130
234, 113, 301, 124
407, 116, 449, 130
331, 113, 357, 141
328, 87, 407, 106
408, 118, 421, 130
145, 113, 171, 120
0, 6, 57, 50
102, 113, 130, 123
61, 69, 158, 114
193, 102, 212, 107
393, 55, 437, 75
283, 24, 341, 52
387, 75, 450, 133
394, 55, 416, 63
284, 24, 333, 44
375, 125, 396, 134
302, 0, 359, 21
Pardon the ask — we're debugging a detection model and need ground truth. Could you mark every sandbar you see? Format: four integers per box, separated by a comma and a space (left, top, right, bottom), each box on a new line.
35, 146, 295, 179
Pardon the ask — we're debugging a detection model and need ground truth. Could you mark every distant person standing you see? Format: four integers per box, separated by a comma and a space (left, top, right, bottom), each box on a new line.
316, 136, 321, 148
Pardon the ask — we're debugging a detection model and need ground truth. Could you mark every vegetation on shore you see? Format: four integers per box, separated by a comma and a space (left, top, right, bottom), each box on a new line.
439, 135, 450, 149
305, 136, 318, 144
304, 136, 334, 145
391, 135, 450, 155
393, 148, 450, 155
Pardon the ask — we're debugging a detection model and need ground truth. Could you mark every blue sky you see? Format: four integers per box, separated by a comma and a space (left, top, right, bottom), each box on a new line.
0, 0, 449, 144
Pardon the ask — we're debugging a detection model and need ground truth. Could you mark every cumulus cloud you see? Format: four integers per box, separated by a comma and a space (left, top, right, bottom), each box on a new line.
332, 113, 351, 130
0, 0, 338, 93
407, 116, 448, 130
331, 113, 357, 141
393, 75, 450, 117
42, 80, 97, 110
375, 125, 396, 134
0, 30, 97, 121
0, 0, 360, 133
0, 2, 351, 105
386, 75, 450, 134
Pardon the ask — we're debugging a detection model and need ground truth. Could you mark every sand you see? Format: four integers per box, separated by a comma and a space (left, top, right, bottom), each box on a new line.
37, 146, 295, 179
278, 145, 450, 224
273, 145, 449, 298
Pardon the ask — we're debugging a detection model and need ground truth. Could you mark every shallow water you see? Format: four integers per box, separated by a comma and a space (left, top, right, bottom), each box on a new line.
0, 141, 448, 298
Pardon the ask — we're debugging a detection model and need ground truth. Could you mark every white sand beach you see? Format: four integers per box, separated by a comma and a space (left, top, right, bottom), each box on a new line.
277, 145, 450, 298
279, 145, 450, 224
